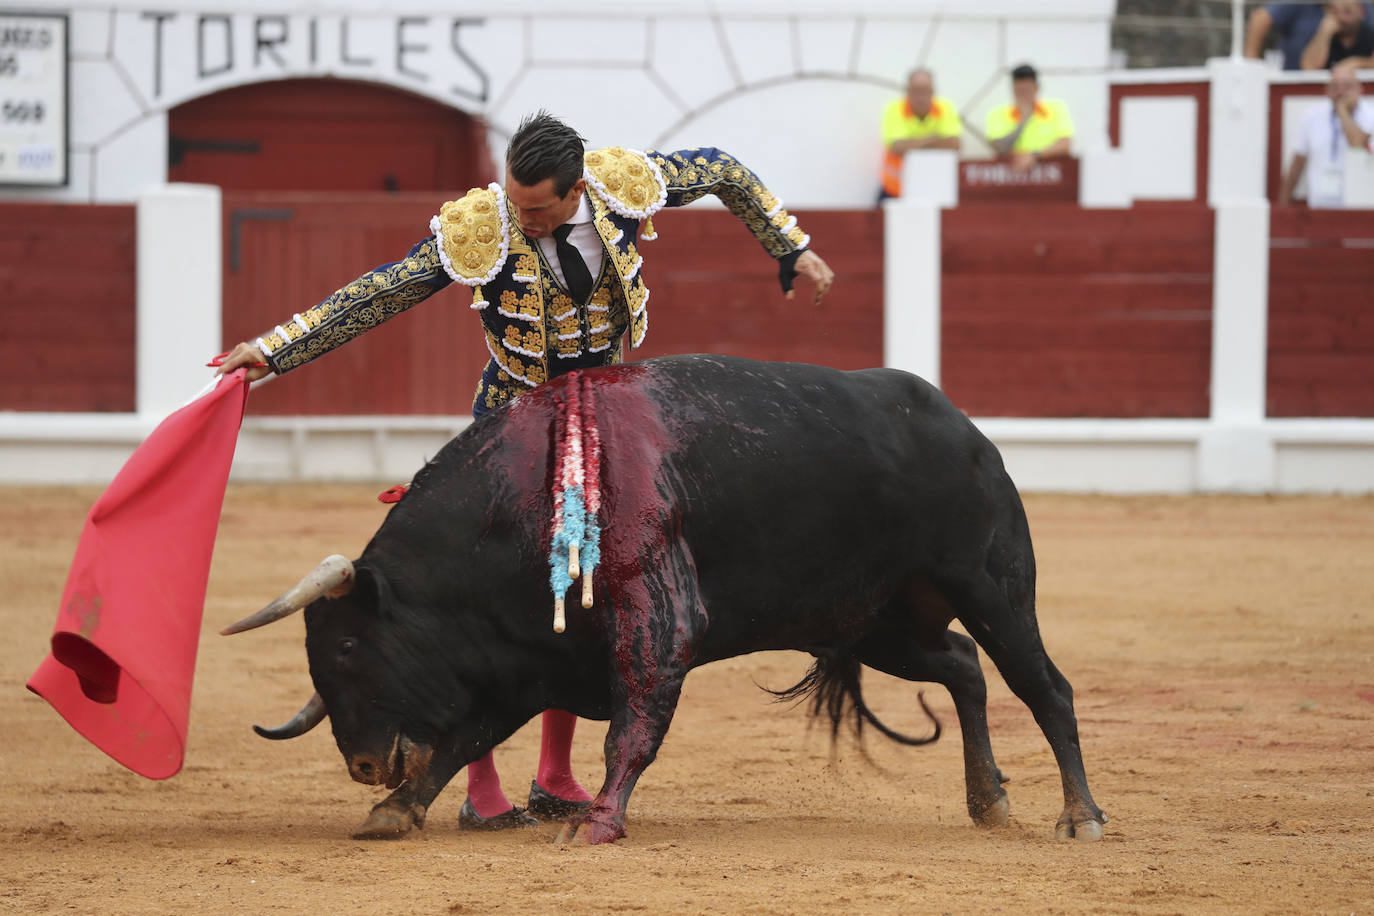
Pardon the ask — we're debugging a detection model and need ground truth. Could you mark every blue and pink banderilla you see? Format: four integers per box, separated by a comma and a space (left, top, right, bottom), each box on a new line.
549, 373, 602, 632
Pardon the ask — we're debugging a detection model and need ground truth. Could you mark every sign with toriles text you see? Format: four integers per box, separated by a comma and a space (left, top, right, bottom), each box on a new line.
119, 11, 493, 112
0, 12, 67, 186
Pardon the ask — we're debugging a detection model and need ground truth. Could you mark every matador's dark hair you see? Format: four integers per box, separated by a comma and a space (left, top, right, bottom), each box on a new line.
1011, 63, 1038, 83
506, 111, 587, 198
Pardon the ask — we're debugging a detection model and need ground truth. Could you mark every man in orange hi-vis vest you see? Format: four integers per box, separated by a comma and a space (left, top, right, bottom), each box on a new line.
879, 68, 963, 200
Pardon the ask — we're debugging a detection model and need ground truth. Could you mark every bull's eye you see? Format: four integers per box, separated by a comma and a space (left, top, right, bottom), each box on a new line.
338, 638, 355, 658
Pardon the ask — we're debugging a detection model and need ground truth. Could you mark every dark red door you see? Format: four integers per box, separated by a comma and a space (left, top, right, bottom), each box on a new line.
170, 78, 494, 415
168, 77, 490, 193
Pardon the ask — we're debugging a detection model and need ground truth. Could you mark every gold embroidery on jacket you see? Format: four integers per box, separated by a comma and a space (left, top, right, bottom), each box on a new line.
264, 238, 445, 372
432, 186, 509, 284
648, 149, 808, 258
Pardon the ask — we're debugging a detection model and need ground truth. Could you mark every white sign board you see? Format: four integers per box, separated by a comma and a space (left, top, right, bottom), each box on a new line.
0, 12, 67, 186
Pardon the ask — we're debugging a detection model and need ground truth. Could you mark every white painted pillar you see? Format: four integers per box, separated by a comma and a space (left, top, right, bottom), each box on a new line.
900, 149, 958, 208
1200, 199, 1274, 490
1230, 0, 1245, 58
136, 184, 222, 418
882, 199, 941, 387
1207, 57, 1270, 206
1211, 201, 1270, 423
1200, 56, 1275, 490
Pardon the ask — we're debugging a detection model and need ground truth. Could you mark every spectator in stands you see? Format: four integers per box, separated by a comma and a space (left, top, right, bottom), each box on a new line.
984, 64, 1073, 173
878, 68, 962, 200
1301, 1, 1374, 69
1246, 1, 1374, 69
1278, 62, 1374, 207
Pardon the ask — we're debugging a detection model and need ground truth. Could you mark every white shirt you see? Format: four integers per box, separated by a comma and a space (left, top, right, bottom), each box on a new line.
1294, 98, 1374, 209
535, 195, 605, 291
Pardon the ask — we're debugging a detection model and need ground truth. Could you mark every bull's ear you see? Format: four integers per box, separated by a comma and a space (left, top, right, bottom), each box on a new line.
345, 564, 388, 617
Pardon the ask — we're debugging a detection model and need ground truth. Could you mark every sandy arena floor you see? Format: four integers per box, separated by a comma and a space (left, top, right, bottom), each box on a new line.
2, 485, 1372, 914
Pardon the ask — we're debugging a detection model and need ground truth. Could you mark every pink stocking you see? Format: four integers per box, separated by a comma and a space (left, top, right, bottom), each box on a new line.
464, 751, 513, 817
536, 709, 592, 801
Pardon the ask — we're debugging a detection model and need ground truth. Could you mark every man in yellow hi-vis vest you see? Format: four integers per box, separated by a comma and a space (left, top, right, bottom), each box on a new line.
879, 68, 963, 199
985, 64, 1074, 173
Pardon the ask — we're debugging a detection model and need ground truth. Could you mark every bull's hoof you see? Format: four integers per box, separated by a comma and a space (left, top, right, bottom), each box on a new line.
353, 802, 424, 840
1055, 817, 1105, 842
457, 799, 539, 831
555, 817, 624, 846
970, 793, 1011, 828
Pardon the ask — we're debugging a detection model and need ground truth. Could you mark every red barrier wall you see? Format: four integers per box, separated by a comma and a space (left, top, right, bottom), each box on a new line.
0, 204, 136, 412
941, 204, 1214, 417
634, 208, 883, 369
1268, 209, 1374, 417
20, 199, 1374, 422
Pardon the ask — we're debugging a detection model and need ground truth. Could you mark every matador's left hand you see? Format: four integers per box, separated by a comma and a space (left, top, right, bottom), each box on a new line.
787, 250, 835, 306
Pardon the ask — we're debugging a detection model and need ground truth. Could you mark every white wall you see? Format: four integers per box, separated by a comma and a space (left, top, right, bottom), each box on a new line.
1121, 96, 1197, 200
1, 0, 1116, 207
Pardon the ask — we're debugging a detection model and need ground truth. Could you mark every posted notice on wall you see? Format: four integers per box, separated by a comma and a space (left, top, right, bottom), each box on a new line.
0, 12, 67, 186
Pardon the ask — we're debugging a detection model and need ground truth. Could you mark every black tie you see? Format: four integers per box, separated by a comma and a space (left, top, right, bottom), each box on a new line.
552, 223, 594, 304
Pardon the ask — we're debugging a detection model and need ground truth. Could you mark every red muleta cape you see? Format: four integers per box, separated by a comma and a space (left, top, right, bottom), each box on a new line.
27, 370, 251, 779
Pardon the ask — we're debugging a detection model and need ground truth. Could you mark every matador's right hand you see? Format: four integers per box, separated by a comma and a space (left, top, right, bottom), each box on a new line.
210, 342, 274, 382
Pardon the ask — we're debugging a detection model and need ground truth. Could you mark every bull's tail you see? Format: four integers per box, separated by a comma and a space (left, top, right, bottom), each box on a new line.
765, 649, 941, 747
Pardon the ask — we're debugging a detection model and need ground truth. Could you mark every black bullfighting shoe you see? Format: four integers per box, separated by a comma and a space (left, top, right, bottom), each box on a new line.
457, 799, 539, 831
526, 780, 594, 820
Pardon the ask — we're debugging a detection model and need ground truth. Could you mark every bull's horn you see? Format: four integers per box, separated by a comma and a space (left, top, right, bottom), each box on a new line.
252, 692, 327, 740
221, 554, 355, 635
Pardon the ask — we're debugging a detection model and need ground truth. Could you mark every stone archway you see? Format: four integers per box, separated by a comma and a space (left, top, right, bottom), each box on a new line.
168, 77, 492, 192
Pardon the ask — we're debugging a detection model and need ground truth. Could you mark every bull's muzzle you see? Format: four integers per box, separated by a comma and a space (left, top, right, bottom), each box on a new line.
347, 736, 434, 790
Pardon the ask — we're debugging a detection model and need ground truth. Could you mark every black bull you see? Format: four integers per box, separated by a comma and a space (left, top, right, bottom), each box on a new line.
224, 354, 1106, 844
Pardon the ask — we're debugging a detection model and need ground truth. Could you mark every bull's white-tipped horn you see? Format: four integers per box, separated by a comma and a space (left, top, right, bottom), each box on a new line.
252, 692, 327, 740
221, 554, 355, 635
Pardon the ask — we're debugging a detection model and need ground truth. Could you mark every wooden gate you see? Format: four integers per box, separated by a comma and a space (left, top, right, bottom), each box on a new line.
220, 193, 491, 415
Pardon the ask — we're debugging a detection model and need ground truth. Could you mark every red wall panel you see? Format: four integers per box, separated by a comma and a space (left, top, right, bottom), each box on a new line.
29, 197, 1372, 421
634, 208, 883, 370
1107, 81, 1209, 204
1267, 209, 1374, 417
0, 204, 136, 412
941, 203, 1214, 417
222, 192, 490, 416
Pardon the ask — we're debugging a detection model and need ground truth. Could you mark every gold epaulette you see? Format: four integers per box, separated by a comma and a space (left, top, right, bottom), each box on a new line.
584, 147, 667, 232
431, 183, 510, 299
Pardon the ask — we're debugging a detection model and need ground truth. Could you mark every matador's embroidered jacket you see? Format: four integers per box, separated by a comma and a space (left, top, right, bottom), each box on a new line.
254, 147, 811, 414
